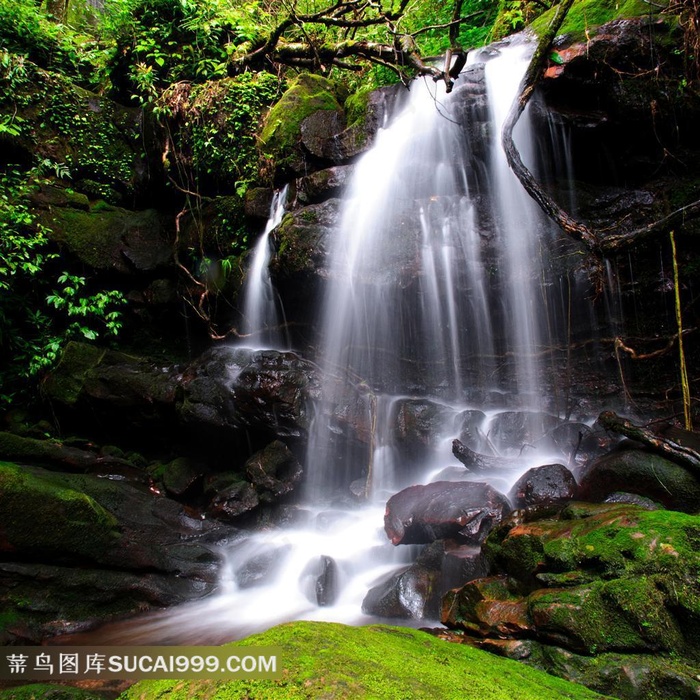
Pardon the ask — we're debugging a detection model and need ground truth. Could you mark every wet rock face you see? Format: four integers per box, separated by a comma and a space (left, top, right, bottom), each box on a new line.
0, 461, 226, 643
577, 445, 700, 513
487, 411, 563, 454
538, 18, 700, 185
296, 165, 354, 205
384, 481, 511, 546
362, 563, 440, 620
300, 555, 339, 607
245, 440, 303, 503
508, 463, 577, 509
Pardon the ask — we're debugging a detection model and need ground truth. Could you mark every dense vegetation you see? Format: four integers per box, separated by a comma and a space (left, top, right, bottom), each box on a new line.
1, 0, 697, 402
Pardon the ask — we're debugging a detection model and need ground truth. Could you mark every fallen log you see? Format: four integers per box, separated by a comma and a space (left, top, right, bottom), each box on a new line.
452, 439, 523, 472
597, 410, 700, 475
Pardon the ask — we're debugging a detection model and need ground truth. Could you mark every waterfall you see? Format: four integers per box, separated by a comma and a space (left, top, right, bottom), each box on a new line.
305, 39, 567, 498
84, 40, 591, 644
240, 185, 288, 348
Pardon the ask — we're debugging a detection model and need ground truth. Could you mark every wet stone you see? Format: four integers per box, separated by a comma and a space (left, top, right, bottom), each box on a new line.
508, 464, 578, 509
384, 481, 510, 546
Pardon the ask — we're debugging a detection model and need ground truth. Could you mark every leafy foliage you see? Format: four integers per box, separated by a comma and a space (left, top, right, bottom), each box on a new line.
98, 0, 272, 103
0, 167, 127, 404
0, 0, 90, 78
162, 71, 284, 196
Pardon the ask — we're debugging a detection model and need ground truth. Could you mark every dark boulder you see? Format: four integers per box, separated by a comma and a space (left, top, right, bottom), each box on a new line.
604, 491, 661, 510
508, 464, 578, 509
230, 349, 318, 439
160, 457, 203, 497
0, 461, 226, 642
577, 445, 700, 513
43, 342, 180, 443
300, 555, 339, 607
296, 165, 354, 205
234, 545, 290, 589
384, 481, 510, 546
244, 187, 274, 221
362, 563, 440, 620
393, 399, 456, 470
270, 199, 338, 283
245, 440, 303, 503
44, 205, 172, 274
206, 479, 260, 522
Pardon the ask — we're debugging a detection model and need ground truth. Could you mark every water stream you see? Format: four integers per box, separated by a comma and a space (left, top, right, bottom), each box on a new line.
239, 185, 289, 348
76, 39, 594, 644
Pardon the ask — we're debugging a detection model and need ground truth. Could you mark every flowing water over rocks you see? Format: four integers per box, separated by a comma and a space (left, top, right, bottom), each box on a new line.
54, 39, 612, 646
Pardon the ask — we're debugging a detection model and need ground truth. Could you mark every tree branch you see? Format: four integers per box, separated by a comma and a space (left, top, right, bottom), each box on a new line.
502, 0, 600, 252
502, 1, 700, 259
600, 198, 700, 253
598, 410, 700, 474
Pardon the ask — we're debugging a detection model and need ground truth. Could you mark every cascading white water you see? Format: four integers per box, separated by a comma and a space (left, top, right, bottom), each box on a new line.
81, 41, 588, 644
484, 42, 545, 407
240, 185, 289, 348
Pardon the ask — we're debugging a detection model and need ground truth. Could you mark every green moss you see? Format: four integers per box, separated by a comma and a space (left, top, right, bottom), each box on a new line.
42, 205, 163, 270
273, 212, 317, 274
529, 0, 656, 41
345, 85, 374, 129
179, 72, 282, 194
539, 505, 700, 579
41, 341, 105, 406
0, 684, 104, 700
528, 575, 684, 655
0, 59, 142, 199
259, 73, 344, 173
122, 621, 610, 700
0, 461, 120, 561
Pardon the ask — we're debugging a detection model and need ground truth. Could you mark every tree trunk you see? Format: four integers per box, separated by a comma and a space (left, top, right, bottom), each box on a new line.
46, 0, 69, 22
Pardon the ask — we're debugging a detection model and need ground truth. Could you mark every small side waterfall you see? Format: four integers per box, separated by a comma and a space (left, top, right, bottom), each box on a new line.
240, 185, 288, 348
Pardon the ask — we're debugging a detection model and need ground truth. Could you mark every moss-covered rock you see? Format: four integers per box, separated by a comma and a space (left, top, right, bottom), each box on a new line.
0, 57, 148, 202
41, 204, 171, 274
0, 684, 104, 700
162, 73, 282, 196
577, 446, 700, 513
0, 461, 120, 562
122, 621, 611, 699
444, 503, 700, 698
529, 0, 654, 41
259, 73, 345, 177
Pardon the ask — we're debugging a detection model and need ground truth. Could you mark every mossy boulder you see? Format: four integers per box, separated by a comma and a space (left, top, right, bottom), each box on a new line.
0, 685, 104, 700
121, 621, 611, 700
259, 73, 345, 177
163, 73, 282, 196
0, 461, 120, 562
529, 0, 656, 42
443, 502, 700, 698
0, 460, 224, 642
0, 58, 149, 202
577, 445, 700, 513
43, 341, 180, 441
41, 203, 172, 274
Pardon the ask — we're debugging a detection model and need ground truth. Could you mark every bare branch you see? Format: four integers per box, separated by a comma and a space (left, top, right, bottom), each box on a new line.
502, 0, 600, 252
600, 198, 700, 253
410, 10, 486, 39
598, 410, 700, 473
